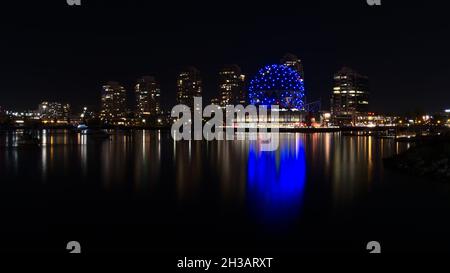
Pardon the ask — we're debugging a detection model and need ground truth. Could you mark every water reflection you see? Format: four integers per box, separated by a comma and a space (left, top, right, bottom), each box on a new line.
99, 130, 163, 190
174, 140, 203, 200
0, 130, 411, 225
214, 140, 247, 203
247, 135, 307, 223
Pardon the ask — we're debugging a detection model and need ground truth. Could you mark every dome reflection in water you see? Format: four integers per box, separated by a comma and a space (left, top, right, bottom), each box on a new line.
247, 136, 306, 226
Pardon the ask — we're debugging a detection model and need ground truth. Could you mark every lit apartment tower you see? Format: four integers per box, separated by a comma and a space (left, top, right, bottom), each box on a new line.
218, 65, 246, 107
100, 81, 127, 122
331, 67, 370, 124
176, 67, 202, 109
281, 53, 305, 80
135, 76, 161, 119
38, 101, 71, 120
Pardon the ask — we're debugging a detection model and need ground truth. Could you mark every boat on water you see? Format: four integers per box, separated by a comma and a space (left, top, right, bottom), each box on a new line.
77, 124, 89, 131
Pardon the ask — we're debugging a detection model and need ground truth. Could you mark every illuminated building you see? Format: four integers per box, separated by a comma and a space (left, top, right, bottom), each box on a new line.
247, 64, 306, 126
331, 67, 369, 125
218, 65, 246, 107
320, 112, 332, 127
135, 76, 161, 119
280, 53, 305, 80
443, 109, 450, 126
38, 101, 71, 122
176, 67, 202, 110
79, 106, 95, 121
248, 64, 305, 110
353, 113, 398, 127
100, 81, 127, 123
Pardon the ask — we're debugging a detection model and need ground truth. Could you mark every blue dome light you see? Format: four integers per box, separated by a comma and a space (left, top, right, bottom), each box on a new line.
248, 64, 305, 110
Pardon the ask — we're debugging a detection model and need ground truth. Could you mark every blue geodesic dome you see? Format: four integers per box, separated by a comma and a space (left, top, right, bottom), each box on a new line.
248, 64, 305, 109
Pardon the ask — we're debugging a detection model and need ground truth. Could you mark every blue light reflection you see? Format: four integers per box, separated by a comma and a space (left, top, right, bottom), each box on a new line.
247, 137, 307, 224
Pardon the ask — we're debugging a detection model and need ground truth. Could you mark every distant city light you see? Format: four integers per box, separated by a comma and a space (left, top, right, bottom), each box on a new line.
445, 109, 450, 113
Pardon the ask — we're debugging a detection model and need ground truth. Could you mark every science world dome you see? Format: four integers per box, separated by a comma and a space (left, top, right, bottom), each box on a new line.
248, 64, 305, 110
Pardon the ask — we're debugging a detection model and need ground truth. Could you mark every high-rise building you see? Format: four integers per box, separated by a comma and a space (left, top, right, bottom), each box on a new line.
281, 53, 305, 80
176, 67, 202, 109
218, 65, 246, 107
100, 81, 127, 122
38, 101, 71, 121
135, 76, 161, 119
331, 67, 370, 125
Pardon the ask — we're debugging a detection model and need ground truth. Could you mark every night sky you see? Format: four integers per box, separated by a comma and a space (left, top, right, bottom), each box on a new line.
1, 0, 449, 114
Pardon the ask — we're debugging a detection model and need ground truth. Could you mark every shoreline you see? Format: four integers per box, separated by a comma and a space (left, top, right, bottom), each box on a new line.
384, 137, 450, 182
0, 125, 401, 133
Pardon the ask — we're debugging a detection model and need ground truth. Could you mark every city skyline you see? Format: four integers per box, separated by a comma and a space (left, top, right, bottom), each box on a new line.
2, 0, 450, 257
2, 57, 448, 116
0, 61, 448, 116
1, 62, 449, 119
1, 1, 449, 114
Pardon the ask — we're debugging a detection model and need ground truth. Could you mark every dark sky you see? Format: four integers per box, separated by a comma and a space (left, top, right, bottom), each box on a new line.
0, 0, 449, 114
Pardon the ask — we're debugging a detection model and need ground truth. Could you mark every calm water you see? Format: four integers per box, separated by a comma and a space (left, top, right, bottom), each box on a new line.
1, 129, 450, 253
